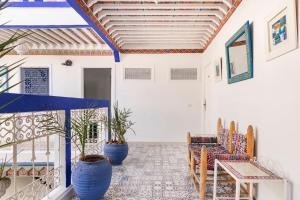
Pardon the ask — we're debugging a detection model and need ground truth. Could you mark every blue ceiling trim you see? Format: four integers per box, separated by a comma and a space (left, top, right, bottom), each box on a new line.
114, 51, 120, 62
66, 0, 120, 62
0, 93, 109, 113
6, 1, 70, 8
0, 25, 90, 29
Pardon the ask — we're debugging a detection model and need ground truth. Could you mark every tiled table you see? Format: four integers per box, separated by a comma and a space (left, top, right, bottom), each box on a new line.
213, 160, 287, 200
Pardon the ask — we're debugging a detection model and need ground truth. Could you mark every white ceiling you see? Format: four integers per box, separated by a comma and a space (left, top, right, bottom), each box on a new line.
85, 0, 236, 50
0, 0, 240, 54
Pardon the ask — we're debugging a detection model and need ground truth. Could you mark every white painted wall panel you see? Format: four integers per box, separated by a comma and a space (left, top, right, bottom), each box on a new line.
1, 54, 202, 143
200, 0, 300, 199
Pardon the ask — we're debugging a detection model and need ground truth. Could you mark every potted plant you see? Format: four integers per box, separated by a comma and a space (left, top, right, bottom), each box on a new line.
44, 109, 112, 200
0, 157, 10, 198
103, 102, 135, 165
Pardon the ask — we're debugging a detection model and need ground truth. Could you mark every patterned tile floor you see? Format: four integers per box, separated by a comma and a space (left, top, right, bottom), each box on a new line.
75, 143, 199, 200
103, 143, 198, 200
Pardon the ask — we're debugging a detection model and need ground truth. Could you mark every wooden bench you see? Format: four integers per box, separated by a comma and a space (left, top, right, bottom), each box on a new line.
188, 121, 255, 200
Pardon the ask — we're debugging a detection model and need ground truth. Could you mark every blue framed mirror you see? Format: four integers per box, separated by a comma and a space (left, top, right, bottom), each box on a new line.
225, 21, 253, 84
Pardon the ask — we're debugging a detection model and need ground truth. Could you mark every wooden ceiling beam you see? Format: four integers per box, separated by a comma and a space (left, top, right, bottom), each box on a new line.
119, 48, 204, 54
97, 10, 224, 21
92, 3, 228, 15
101, 15, 220, 26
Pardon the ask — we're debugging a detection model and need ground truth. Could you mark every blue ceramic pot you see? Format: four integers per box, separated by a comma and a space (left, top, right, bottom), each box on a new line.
72, 155, 112, 200
104, 143, 129, 165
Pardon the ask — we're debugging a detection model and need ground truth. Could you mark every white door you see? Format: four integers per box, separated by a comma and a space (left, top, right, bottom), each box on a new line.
201, 62, 212, 133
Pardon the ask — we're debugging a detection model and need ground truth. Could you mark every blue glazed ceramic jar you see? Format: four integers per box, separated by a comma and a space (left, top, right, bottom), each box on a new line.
104, 143, 129, 165
72, 155, 112, 200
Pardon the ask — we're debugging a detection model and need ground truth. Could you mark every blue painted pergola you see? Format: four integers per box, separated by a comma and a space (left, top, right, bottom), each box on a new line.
0, 93, 111, 187
3, 0, 121, 62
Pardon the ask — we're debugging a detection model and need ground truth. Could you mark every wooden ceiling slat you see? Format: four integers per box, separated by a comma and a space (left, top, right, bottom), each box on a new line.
0, 27, 110, 53
86, 28, 106, 44
48, 29, 74, 45
92, 3, 228, 15
57, 29, 82, 45
87, 0, 231, 7
64, 29, 89, 45
36, 29, 64, 45
97, 10, 224, 21
119, 48, 204, 54
30, 30, 58, 46
17, 29, 49, 46
101, 16, 220, 26
77, 28, 97, 44
46, 29, 73, 45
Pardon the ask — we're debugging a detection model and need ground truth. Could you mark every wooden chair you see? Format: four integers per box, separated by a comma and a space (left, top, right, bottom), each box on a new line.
187, 118, 224, 168
191, 123, 255, 200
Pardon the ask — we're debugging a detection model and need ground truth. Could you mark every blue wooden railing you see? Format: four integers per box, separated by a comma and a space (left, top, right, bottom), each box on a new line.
6, 0, 70, 8
0, 93, 111, 187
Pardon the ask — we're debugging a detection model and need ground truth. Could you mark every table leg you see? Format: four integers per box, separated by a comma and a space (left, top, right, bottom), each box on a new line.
235, 181, 240, 200
213, 161, 218, 200
249, 183, 253, 200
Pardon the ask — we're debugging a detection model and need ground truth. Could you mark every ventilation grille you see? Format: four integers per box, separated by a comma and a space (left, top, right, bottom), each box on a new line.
170, 68, 197, 80
124, 68, 152, 80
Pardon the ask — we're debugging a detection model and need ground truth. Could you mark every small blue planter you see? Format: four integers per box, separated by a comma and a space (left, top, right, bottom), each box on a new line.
72, 155, 112, 200
104, 143, 129, 165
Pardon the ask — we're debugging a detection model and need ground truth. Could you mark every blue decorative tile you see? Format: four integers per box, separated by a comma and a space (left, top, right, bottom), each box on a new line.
21, 68, 49, 95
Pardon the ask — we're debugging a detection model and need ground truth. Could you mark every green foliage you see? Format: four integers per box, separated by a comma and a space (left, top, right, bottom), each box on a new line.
70, 109, 98, 159
106, 102, 135, 144
40, 109, 98, 161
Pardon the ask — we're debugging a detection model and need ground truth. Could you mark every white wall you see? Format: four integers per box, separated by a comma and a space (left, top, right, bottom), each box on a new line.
117, 54, 202, 142
1, 53, 203, 142
201, 0, 300, 199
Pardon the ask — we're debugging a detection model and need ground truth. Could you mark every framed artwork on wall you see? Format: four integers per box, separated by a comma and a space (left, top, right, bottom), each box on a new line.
265, 0, 297, 61
0, 67, 8, 92
225, 21, 253, 84
214, 58, 222, 82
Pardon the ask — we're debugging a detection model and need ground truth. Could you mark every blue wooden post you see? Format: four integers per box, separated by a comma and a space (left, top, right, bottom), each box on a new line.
107, 101, 112, 141
66, 0, 121, 62
65, 109, 72, 187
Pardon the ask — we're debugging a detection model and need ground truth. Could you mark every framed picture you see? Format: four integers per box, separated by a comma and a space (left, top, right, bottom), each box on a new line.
214, 58, 222, 82
265, 0, 297, 60
225, 21, 253, 84
0, 66, 8, 92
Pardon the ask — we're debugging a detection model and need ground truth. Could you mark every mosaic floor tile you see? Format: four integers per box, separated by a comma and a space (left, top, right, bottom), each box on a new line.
103, 143, 198, 200
73, 143, 199, 200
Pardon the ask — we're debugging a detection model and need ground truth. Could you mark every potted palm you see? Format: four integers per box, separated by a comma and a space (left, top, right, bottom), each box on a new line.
103, 102, 135, 165
44, 109, 112, 200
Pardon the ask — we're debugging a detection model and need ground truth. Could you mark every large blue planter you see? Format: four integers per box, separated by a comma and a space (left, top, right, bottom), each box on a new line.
72, 155, 112, 200
104, 143, 129, 165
